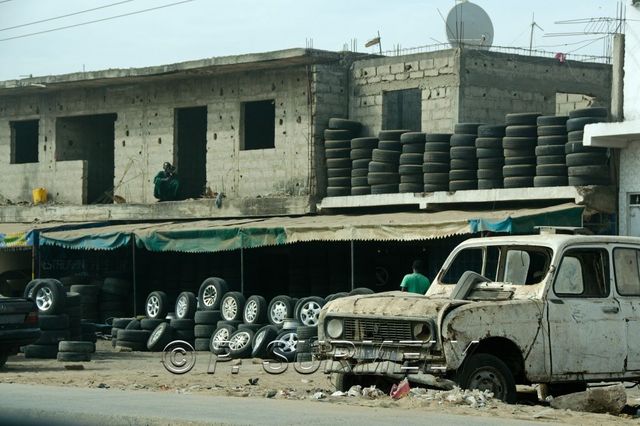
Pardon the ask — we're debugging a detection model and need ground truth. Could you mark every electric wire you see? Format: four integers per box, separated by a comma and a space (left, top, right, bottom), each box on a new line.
0, 0, 194, 42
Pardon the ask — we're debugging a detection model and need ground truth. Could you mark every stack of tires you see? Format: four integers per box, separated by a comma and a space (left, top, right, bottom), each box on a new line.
535, 115, 569, 187
57, 341, 94, 362
368, 130, 408, 194
115, 319, 151, 351
194, 310, 221, 351
110, 317, 133, 348
476, 125, 506, 189
423, 133, 452, 192
69, 284, 100, 323
565, 107, 610, 186
449, 123, 483, 191
324, 118, 362, 197
398, 132, 426, 193
23, 279, 68, 359
99, 278, 131, 322
193, 277, 229, 352
350, 137, 379, 195
65, 292, 82, 340
503, 113, 540, 188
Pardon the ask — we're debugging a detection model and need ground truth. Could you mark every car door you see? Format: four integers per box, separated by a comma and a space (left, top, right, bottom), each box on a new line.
612, 246, 640, 372
546, 246, 626, 378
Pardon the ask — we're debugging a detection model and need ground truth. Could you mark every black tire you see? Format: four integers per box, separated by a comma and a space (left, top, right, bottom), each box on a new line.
102, 278, 131, 296
145, 291, 168, 319
505, 112, 540, 126
450, 134, 476, 147
537, 135, 568, 146
566, 153, 607, 167
210, 324, 237, 355
58, 341, 94, 353
423, 172, 450, 184
351, 137, 378, 149
117, 329, 151, 343
454, 123, 483, 134
198, 278, 228, 311
477, 125, 505, 138
68, 284, 99, 297
449, 170, 477, 181
503, 149, 534, 158
368, 161, 397, 173
296, 325, 318, 340
351, 177, 369, 187
477, 179, 503, 189
243, 295, 268, 325
534, 176, 568, 187
422, 162, 449, 173
112, 318, 134, 328
194, 324, 217, 338
400, 132, 425, 144
502, 137, 537, 150
568, 165, 609, 178
476, 148, 503, 159
351, 168, 368, 177
325, 148, 351, 159
23, 344, 58, 359
39, 314, 69, 330
350, 148, 374, 160
565, 142, 606, 155
424, 184, 449, 192
569, 107, 608, 119
174, 329, 195, 342
504, 156, 536, 166
370, 184, 398, 194
324, 129, 353, 140
327, 167, 351, 178
65, 292, 81, 308
194, 338, 211, 351
349, 287, 374, 295
227, 329, 255, 359
399, 174, 423, 184
194, 310, 222, 325
216, 319, 242, 328
324, 140, 350, 150
295, 296, 325, 326
537, 125, 567, 137
147, 323, 175, 351
503, 176, 534, 188
450, 159, 477, 169
328, 177, 351, 187
567, 130, 585, 142
505, 126, 537, 137
371, 149, 401, 163
535, 145, 566, 156
56, 352, 91, 362
35, 330, 69, 345
425, 133, 452, 142
237, 323, 264, 332
566, 117, 604, 132
326, 186, 350, 197
218, 292, 245, 322
537, 155, 566, 165
378, 129, 409, 141
475, 138, 502, 149
424, 142, 451, 152
140, 318, 165, 331
174, 291, 197, 320
267, 295, 293, 326
449, 180, 477, 191
424, 152, 450, 163
378, 141, 401, 151
125, 319, 141, 330
477, 169, 502, 180
537, 115, 568, 126
351, 186, 371, 195
450, 146, 476, 160
368, 172, 399, 185
251, 325, 280, 358
116, 340, 147, 351
328, 118, 361, 133
326, 158, 351, 169
31, 280, 66, 315
536, 164, 567, 176
477, 158, 504, 169
503, 165, 535, 177
272, 330, 298, 362
457, 353, 517, 403
568, 176, 610, 186
401, 143, 424, 154
170, 318, 195, 331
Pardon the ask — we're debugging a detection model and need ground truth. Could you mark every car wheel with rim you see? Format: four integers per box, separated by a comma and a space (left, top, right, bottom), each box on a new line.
243, 295, 267, 324
272, 330, 298, 362
32, 280, 66, 315
267, 295, 293, 327
175, 291, 197, 320
220, 292, 245, 321
145, 291, 168, 319
456, 353, 517, 403
296, 297, 325, 326
228, 329, 255, 359
197, 278, 228, 311
210, 324, 237, 355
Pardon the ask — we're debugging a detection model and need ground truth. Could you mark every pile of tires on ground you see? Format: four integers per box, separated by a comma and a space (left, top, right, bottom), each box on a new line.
21, 279, 96, 361
111, 277, 374, 362
61, 274, 132, 322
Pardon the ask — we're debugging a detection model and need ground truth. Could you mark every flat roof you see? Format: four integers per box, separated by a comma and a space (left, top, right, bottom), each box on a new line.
0, 48, 353, 96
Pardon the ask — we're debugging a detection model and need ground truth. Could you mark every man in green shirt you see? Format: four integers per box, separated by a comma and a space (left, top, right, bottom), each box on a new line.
400, 260, 430, 294
154, 162, 181, 201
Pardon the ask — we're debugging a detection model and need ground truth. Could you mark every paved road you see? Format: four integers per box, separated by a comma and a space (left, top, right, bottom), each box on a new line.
0, 383, 552, 426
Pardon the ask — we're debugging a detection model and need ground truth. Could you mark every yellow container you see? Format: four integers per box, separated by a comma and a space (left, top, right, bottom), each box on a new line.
32, 188, 47, 205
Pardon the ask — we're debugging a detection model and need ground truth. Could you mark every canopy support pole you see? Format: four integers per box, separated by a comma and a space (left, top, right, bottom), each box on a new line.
350, 240, 355, 290
131, 236, 137, 316
240, 246, 245, 294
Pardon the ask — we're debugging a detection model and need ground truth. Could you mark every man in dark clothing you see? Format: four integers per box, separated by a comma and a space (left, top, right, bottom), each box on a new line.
400, 259, 431, 294
153, 162, 180, 201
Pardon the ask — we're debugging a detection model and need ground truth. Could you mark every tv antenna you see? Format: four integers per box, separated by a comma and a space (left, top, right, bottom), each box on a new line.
529, 13, 544, 54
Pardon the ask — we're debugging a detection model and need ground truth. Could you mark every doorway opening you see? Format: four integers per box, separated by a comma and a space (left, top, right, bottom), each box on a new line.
382, 88, 421, 131
10, 120, 39, 164
175, 106, 207, 199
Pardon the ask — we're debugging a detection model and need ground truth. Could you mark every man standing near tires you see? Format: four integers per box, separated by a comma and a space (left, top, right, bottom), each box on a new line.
400, 260, 430, 294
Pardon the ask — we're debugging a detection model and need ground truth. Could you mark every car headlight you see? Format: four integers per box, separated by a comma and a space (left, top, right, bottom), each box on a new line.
413, 323, 433, 341
326, 318, 343, 339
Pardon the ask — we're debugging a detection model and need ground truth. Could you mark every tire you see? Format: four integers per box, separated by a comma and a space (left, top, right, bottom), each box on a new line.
237, 323, 264, 332
125, 319, 141, 330
145, 291, 168, 319
116, 340, 147, 351
23, 344, 58, 359
368, 172, 399, 185
422, 162, 449, 173
566, 153, 607, 167
424, 184, 449, 192
328, 118, 361, 133
267, 295, 293, 326
424, 152, 450, 163
536, 164, 567, 176
449, 170, 477, 181
351, 177, 369, 187
112, 318, 134, 328
423, 172, 449, 184
454, 123, 483, 134
39, 314, 69, 330
272, 330, 298, 362
227, 329, 255, 359
370, 184, 398, 194
378, 129, 408, 141
424, 142, 451, 152
326, 186, 350, 197
569, 107, 608, 119
566, 117, 604, 132
401, 143, 424, 154
169, 318, 195, 331
399, 153, 424, 165
477, 158, 504, 169
378, 141, 401, 151
147, 323, 175, 351
475, 137, 502, 149
350, 148, 374, 160
503, 165, 535, 177
457, 353, 517, 403
218, 292, 245, 322
327, 167, 351, 178
326, 158, 351, 169
140, 318, 165, 331
31, 280, 66, 315
450, 159, 476, 169
243, 295, 267, 324
537, 155, 566, 165
450, 146, 476, 160
351, 186, 371, 195
210, 324, 237, 355
567, 130, 584, 142
102, 278, 130, 296
503, 176, 534, 188
324, 140, 350, 150
503, 148, 534, 158
400, 174, 423, 183
371, 149, 401, 163
35, 329, 69, 345
351, 168, 368, 177
450, 134, 476, 147
568, 165, 609, 178
505, 112, 540, 126
324, 129, 353, 140
534, 176, 568, 187
477, 179, 503, 189
173, 292, 196, 320
198, 278, 228, 311
295, 297, 325, 326
69, 284, 100, 297
58, 341, 95, 353
251, 325, 280, 358
504, 156, 536, 166
535, 145, 564, 156
449, 180, 477, 191
351, 137, 378, 149
400, 132, 425, 144
194, 310, 221, 325
477, 169, 502, 180
325, 148, 351, 159
174, 329, 195, 342
328, 177, 351, 187
477, 125, 505, 138
505, 126, 537, 137
194, 324, 217, 338
194, 338, 211, 351
425, 133, 452, 142
64, 292, 81, 308
117, 329, 151, 343
537, 135, 568, 146
537, 125, 567, 137
296, 325, 318, 340
565, 142, 606, 155
349, 287, 374, 295
568, 176, 610, 186
537, 115, 568, 126
476, 148, 503, 158
502, 137, 537, 150
368, 161, 398, 173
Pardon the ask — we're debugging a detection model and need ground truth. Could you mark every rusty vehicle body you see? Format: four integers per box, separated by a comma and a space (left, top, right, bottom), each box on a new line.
317, 233, 640, 402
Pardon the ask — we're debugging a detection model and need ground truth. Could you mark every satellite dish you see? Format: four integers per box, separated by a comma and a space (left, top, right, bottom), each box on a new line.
445, 1, 494, 49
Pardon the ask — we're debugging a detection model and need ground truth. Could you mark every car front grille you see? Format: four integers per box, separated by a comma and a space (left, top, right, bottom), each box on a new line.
342, 318, 412, 342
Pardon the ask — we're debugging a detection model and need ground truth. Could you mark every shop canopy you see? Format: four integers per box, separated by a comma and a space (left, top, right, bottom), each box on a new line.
37, 203, 584, 253
0, 221, 92, 250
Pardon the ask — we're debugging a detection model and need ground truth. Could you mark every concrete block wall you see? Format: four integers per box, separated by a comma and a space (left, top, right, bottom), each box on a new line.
556, 93, 596, 116
349, 49, 461, 135
459, 50, 612, 124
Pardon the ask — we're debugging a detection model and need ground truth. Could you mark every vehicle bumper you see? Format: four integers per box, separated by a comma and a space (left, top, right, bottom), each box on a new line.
0, 328, 41, 351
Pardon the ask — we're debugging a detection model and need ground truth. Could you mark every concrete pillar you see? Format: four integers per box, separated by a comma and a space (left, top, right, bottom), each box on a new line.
611, 33, 625, 122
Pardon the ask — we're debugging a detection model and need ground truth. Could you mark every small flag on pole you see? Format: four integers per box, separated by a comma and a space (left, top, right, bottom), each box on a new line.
365, 36, 381, 47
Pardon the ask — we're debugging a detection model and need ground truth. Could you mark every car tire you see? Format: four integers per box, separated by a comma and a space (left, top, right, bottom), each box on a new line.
198, 278, 228, 311
456, 353, 517, 403
251, 325, 280, 358
267, 295, 294, 327
210, 324, 237, 355
220, 292, 245, 322
145, 291, 168, 319
272, 330, 298, 362
58, 341, 95, 353
147, 323, 175, 351
194, 310, 222, 325
295, 297, 325, 327
31, 280, 66, 315
228, 329, 255, 359
175, 291, 197, 320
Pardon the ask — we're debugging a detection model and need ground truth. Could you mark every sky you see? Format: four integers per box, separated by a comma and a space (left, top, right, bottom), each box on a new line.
0, 0, 622, 81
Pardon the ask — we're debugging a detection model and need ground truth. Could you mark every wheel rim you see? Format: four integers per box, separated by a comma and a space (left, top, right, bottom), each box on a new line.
212, 329, 230, 350
146, 295, 160, 317
151, 325, 164, 343
276, 332, 298, 353
468, 367, 507, 399
202, 285, 217, 308
299, 301, 322, 326
229, 332, 251, 350
176, 296, 187, 318
222, 297, 237, 320
35, 286, 53, 311
254, 330, 266, 347
244, 300, 258, 323
270, 301, 287, 324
